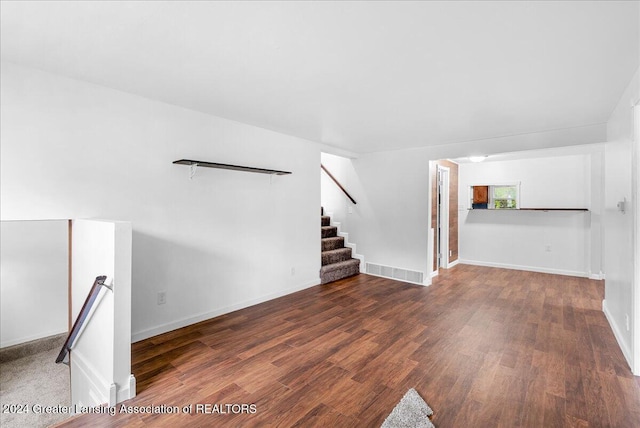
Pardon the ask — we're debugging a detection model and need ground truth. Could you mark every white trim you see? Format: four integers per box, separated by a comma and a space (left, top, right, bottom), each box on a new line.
116, 374, 137, 403
431, 259, 459, 277
437, 165, 450, 269
458, 259, 588, 278
603, 299, 633, 372
114, 374, 136, 403
632, 105, 640, 374
426, 226, 435, 286
132, 278, 319, 342
109, 384, 117, 407
71, 349, 111, 409
326, 212, 365, 271
589, 272, 605, 281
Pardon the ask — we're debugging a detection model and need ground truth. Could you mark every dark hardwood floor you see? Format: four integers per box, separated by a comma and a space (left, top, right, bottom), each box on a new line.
56, 265, 640, 427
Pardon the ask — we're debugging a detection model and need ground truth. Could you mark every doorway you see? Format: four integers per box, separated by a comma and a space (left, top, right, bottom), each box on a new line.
430, 160, 459, 277
0, 220, 71, 428
436, 165, 450, 270
633, 104, 640, 374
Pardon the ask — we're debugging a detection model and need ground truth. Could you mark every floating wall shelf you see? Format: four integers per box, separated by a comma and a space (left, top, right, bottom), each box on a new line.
173, 159, 292, 175
519, 208, 589, 212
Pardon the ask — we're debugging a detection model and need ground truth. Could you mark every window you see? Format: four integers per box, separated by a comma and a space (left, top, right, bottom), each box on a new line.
492, 185, 518, 209
469, 184, 520, 209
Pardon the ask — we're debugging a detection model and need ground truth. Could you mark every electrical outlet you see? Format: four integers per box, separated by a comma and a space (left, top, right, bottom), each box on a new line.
544, 245, 552, 252
157, 291, 166, 305
290, 267, 296, 276
449, 250, 452, 257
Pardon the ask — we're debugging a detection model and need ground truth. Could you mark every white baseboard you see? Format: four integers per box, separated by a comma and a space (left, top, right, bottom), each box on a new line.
447, 259, 460, 268
116, 374, 136, 403
429, 259, 459, 282
602, 299, 633, 371
132, 278, 319, 343
458, 259, 588, 278
589, 271, 605, 280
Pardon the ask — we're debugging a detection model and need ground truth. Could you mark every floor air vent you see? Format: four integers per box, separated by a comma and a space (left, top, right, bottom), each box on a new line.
365, 262, 424, 285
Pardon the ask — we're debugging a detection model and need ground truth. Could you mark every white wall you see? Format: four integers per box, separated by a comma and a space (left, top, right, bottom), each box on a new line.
0, 62, 321, 342
458, 154, 595, 277
71, 219, 132, 408
635, 105, 640, 374
590, 150, 605, 278
346, 149, 433, 276
0, 220, 69, 348
603, 66, 639, 372
322, 122, 608, 284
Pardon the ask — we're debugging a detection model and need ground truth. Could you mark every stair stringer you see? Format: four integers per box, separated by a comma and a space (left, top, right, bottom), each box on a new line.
325, 212, 364, 271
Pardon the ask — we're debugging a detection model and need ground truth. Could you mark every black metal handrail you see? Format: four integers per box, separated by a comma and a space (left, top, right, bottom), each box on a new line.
321, 164, 357, 205
56, 275, 109, 365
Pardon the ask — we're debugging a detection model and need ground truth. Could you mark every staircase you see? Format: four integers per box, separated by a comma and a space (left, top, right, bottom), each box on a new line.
320, 208, 360, 284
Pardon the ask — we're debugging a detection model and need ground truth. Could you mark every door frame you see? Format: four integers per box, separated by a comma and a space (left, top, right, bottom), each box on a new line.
436, 165, 450, 270
633, 104, 639, 374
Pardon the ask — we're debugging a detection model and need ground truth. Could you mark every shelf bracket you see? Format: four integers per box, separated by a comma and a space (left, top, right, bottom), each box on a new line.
189, 163, 198, 180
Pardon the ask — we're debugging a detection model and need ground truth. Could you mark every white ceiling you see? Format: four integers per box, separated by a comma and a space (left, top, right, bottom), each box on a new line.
1, 1, 638, 155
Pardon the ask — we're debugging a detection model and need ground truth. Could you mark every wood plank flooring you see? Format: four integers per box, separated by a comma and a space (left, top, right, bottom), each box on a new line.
56, 265, 640, 427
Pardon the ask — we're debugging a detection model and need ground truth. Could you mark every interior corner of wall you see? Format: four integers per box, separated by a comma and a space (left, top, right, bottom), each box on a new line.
602, 298, 633, 371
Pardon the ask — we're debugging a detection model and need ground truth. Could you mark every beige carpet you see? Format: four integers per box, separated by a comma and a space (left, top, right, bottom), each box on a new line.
381, 388, 435, 428
0, 347, 71, 428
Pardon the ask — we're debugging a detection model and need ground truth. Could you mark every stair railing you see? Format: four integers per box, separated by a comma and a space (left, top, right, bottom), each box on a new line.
321, 164, 357, 205
56, 275, 111, 365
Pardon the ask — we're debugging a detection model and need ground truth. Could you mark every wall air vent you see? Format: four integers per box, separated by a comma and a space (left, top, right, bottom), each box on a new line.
365, 262, 424, 285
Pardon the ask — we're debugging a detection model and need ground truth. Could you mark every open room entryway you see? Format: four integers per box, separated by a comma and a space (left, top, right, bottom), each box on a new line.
1, 220, 71, 428
0, 219, 134, 428
436, 165, 450, 270
320, 152, 363, 284
430, 160, 460, 278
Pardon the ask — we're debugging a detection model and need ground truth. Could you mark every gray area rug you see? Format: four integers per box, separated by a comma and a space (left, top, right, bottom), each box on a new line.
0, 346, 71, 428
381, 388, 435, 428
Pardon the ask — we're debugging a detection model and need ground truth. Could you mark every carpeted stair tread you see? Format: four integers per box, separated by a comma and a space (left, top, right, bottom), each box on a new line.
322, 247, 353, 266
320, 258, 360, 284
321, 236, 344, 251
320, 257, 360, 272
321, 226, 338, 238
319, 210, 360, 284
